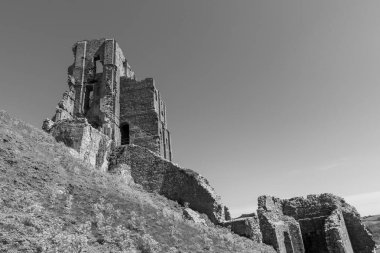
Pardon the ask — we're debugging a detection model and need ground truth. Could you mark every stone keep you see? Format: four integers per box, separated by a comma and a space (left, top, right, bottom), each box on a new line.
45, 38, 172, 161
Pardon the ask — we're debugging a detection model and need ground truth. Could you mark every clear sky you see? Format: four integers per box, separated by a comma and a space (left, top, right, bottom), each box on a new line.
0, 0, 379, 217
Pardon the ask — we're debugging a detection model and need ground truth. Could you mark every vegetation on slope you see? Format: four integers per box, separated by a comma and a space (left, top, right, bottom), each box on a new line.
0, 110, 274, 253
362, 215, 380, 252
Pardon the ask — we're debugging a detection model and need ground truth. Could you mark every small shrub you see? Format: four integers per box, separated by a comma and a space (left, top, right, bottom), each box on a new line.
201, 234, 214, 251
137, 233, 161, 253
126, 210, 146, 232
167, 246, 179, 253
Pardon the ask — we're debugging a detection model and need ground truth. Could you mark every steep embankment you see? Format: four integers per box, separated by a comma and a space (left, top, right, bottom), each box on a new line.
362, 215, 380, 252
0, 110, 275, 253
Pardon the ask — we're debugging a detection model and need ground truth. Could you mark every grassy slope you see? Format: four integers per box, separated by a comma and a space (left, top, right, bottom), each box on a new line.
362, 215, 380, 252
0, 110, 275, 253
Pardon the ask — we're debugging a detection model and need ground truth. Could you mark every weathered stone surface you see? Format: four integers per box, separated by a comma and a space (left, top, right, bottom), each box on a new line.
183, 207, 207, 225
258, 194, 376, 253
257, 196, 305, 253
108, 163, 134, 185
282, 194, 376, 253
45, 38, 172, 161
222, 214, 262, 243
325, 209, 354, 253
119, 77, 172, 160
42, 118, 54, 132
50, 118, 112, 171
224, 206, 232, 221
108, 144, 228, 224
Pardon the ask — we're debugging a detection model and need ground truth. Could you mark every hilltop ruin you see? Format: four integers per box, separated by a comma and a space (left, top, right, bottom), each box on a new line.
42, 38, 376, 253
43, 38, 172, 161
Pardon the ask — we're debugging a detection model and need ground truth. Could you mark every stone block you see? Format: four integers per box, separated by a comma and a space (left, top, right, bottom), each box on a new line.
50, 118, 112, 171
42, 118, 54, 132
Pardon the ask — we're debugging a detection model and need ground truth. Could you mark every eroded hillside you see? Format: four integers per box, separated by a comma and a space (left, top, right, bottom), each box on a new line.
0, 110, 275, 252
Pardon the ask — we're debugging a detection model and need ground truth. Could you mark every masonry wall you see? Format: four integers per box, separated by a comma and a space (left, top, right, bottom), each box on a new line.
282, 194, 375, 253
48, 38, 172, 161
66, 38, 124, 144
120, 77, 172, 160
108, 145, 226, 224
298, 216, 329, 252
50, 118, 112, 171
257, 196, 305, 253
222, 214, 262, 242
325, 210, 354, 253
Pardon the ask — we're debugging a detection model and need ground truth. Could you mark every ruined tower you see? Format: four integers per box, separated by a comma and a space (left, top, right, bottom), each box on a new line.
45, 38, 172, 161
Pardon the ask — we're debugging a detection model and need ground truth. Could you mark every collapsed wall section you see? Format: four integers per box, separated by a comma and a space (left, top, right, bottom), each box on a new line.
50, 118, 112, 171
69, 39, 123, 144
258, 194, 375, 253
325, 209, 354, 253
257, 196, 305, 253
298, 216, 329, 252
108, 144, 226, 224
44, 38, 172, 161
282, 194, 376, 253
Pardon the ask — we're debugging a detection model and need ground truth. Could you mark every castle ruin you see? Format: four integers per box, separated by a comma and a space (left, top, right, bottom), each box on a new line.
42, 39, 376, 253
44, 38, 172, 161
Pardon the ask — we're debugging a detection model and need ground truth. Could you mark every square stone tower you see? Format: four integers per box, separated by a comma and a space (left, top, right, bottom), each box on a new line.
46, 38, 172, 161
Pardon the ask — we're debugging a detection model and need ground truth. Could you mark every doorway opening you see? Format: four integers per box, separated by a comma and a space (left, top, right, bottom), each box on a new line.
120, 123, 130, 145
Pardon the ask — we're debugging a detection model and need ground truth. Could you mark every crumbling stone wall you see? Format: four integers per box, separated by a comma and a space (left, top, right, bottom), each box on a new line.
50, 118, 112, 171
257, 196, 305, 253
258, 194, 375, 253
44, 38, 172, 161
325, 209, 354, 253
282, 194, 375, 253
68, 39, 124, 144
297, 216, 329, 252
222, 214, 262, 243
108, 144, 227, 224
119, 77, 172, 160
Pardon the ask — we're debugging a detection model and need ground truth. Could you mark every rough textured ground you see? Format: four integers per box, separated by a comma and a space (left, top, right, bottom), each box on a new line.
362, 215, 380, 253
0, 110, 275, 253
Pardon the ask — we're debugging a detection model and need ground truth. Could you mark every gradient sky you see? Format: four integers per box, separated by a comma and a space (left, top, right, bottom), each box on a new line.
0, 0, 379, 217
